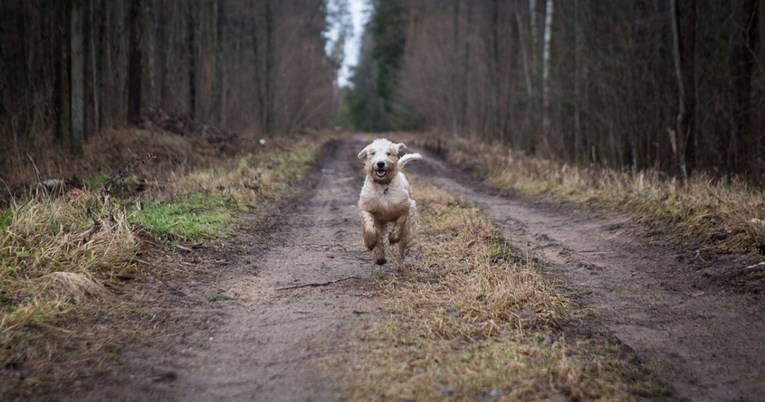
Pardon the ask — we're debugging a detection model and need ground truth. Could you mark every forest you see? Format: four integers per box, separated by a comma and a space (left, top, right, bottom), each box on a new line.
2, 2, 765, 401
1, 0, 763, 182
345, 0, 765, 181
0, 0, 340, 160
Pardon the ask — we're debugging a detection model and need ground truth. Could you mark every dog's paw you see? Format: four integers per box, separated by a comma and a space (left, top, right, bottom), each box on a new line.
363, 229, 378, 250
375, 258, 387, 265
388, 230, 401, 244
364, 235, 377, 250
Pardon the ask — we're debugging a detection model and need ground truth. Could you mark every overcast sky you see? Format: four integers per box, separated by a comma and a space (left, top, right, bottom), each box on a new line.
326, 0, 371, 88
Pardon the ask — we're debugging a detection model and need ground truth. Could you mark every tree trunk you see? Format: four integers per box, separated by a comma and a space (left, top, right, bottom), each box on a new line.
158, 0, 169, 107
88, 0, 98, 135
450, 0, 460, 136
187, 1, 197, 120
529, 0, 539, 84
489, 0, 501, 141
96, 0, 107, 129
70, 0, 85, 154
670, 0, 696, 179
54, 1, 71, 145
252, 4, 265, 135
264, 0, 275, 135
460, 0, 471, 135
728, 0, 758, 171
127, 0, 143, 125
541, 0, 554, 142
213, 0, 225, 125
573, 0, 587, 163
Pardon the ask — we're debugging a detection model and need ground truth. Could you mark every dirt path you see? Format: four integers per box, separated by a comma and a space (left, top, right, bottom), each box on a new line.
163, 139, 383, 401
63, 138, 387, 402
408, 148, 765, 402
56, 135, 763, 401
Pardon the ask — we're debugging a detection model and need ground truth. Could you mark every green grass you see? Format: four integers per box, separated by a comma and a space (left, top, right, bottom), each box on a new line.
207, 292, 234, 302
0, 208, 12, 229
89, 172, 113, 190
1, 142, 321, 356
129, 191, 233, 241
268, 148, 315, 176
127, 146, 318, 242
489, 235, 525, 264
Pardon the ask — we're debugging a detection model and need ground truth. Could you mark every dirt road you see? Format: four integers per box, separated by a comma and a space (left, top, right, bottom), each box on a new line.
162, 140, 379, 401
62, 138, 385, 401
63, 134, 763, 401
409, 147, 765, 402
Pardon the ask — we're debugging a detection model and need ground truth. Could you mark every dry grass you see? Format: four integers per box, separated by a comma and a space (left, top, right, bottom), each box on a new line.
163, 146, 317, 207
0, 129, 329, 391
345, 177, 665, 401
417, 135, 765, 253
0, 191, 137, 365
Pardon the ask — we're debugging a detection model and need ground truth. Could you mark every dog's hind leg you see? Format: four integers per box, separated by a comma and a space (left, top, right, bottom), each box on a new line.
396, 240, 407, 265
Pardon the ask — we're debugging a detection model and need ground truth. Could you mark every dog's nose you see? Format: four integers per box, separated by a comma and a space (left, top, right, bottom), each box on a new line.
376, 161, 385, 168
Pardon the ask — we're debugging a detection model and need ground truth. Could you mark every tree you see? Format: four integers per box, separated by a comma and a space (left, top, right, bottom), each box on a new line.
541, 0, 554, 151
213, 0, 225, 125
70, 0, 85, 154
670, 0, 697, 179
346, 0, 406, 131
187, 1, 197, 120
728, 0, 758, 171
127, 0, 143, 125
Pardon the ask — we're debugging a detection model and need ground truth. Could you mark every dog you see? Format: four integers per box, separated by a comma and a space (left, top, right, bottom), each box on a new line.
357, 138, 422, 266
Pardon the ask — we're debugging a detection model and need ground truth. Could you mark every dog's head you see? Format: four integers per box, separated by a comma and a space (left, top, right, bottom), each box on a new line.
358, 138, 407, 184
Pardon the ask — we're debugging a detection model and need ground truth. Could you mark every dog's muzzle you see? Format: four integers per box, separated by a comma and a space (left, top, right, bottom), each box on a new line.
375, 161, 387, 178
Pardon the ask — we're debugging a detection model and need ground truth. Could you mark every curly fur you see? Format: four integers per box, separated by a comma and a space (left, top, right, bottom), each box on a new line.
357, 138, 422, 266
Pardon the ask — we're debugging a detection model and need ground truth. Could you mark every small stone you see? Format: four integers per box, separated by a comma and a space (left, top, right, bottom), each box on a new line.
489, 388, 502, 401
439, 384, 453, 395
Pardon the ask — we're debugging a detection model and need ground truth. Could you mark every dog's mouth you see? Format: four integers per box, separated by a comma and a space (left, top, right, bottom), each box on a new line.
375, 169, 387, 178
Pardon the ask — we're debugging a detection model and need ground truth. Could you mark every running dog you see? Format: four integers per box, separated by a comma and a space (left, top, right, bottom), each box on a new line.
357, 138, 422, 266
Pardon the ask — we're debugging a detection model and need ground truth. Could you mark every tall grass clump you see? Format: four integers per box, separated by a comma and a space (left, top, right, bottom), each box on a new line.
1, 192, 137, 360
345, 177, 664, 401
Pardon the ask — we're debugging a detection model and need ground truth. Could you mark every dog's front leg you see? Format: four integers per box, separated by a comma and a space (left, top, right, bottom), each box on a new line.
361, 210, 379, 250
361, 211, 387, 265
388, 213, 409, 245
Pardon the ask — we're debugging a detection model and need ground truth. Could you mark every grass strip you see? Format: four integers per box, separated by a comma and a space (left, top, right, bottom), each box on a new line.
345, 176, 669, 401
419, 135, 765, 253
0, 142, 318, 376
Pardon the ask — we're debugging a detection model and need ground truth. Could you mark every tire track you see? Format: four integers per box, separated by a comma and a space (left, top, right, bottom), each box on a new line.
407, 148, 765, 402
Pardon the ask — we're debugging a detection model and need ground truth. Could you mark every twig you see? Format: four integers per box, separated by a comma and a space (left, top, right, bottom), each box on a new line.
745, 261, 765, 270
275, 276, 361, 290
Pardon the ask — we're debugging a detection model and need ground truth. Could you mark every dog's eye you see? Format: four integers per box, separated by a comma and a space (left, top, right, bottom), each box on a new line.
386, 152, 391, 156
370, 151, 376, 156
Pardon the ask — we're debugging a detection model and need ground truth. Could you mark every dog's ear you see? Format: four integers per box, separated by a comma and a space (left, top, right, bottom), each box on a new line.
357, 146, 369, 159
396, 143, 407, 153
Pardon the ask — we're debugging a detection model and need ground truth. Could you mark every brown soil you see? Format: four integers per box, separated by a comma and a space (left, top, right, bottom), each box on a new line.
408, 146, 765, 402
18, 134, 764, 401
45, 137, 387, 401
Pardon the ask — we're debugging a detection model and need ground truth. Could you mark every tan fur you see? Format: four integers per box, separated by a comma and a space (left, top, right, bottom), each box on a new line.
357, 138, 422, 267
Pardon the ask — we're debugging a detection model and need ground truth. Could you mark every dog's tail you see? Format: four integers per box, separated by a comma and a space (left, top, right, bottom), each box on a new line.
398, 153, 422, 169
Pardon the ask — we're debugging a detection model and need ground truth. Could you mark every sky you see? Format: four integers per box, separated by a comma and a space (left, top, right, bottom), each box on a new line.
326, 0, 371, 88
